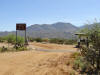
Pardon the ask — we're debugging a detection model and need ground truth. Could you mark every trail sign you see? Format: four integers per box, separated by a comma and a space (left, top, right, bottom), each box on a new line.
16, 23, 26, 30
16, 23, 28, 49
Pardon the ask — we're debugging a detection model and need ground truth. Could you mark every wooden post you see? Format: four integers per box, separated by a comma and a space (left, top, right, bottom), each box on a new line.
86, 37, 89, 48
16, 30, 17, 50
25, 29, 27, 45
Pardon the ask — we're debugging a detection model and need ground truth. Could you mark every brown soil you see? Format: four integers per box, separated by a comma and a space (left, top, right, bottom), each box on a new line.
0, 42, 78, 75
30, 42, 77, 50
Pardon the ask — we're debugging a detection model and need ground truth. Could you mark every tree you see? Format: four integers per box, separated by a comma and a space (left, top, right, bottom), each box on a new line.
80, 23, 100, 74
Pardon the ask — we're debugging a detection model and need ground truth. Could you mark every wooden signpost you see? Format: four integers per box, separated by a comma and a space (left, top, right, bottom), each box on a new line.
16, 23, 27, 48
16, 24, 26, 30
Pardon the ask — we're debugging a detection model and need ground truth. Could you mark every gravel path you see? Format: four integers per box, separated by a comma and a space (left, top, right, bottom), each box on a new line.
28, 43, 77, 53
35, 48, 77, 53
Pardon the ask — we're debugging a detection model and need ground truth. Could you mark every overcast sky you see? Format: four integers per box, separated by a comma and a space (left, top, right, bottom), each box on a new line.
0, 0, 100, 31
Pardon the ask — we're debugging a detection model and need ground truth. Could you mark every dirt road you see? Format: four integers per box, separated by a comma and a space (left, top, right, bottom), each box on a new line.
28, 42, 77, 52
29, 42, 77, 50
0, 51, 78, 75
0, 43, 78, 75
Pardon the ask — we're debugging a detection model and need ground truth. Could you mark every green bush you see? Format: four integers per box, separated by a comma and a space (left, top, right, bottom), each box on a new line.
77, 22, 100, 74
3, 34, 25, 44
28, 37, 77, 45
17, 46, 27, 51
73, 56, 87, 70
73, 56, 92, 74
0, 37, 4, 42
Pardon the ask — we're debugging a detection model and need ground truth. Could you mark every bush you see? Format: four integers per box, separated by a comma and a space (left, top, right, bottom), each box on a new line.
3, 34, 25, 44
17, 46, 27, 51
77, 22, 100, 74
34, 38, 43, 42
28, 37, 35, 42
73, 56, 89, 71
73, 56, 93, 74
70, 52, 81, 58
42, 38, 49, 42
69, 71, 75, 75
65, 40, 77, 45
49, 38, 59, 43
0, 46, 8, 52
27, 37, 77, 45
0, 37, 4, 42
49, 38, 76, 45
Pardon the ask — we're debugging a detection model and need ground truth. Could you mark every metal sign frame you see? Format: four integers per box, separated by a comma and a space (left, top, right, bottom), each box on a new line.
16, 23, 27, 48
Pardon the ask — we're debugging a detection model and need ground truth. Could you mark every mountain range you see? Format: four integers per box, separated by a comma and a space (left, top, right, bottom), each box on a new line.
0, 22, 98, 39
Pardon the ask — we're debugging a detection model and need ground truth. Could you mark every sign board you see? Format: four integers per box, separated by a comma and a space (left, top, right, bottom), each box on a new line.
16, 23, 26, 30
16, 23, 28, 49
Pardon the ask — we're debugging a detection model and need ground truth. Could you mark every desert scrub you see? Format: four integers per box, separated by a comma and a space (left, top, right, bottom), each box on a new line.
69, 70, 76, 75
77, 23, 100, 74
73, 56, 87, 70
0, 46, 8, 52
70, 52, 81, 58
0, 37, 5, 42
73, 56, 92, 74
17, 46, 27, 51
3, 34, 25, 44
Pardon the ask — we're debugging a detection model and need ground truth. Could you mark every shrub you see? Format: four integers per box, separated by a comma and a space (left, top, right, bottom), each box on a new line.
0, 37, 4, 42
73, 56, 92, 74
34, 38, 43, 42
65, 39, 77, 45
0, 46, 8, 52
69, 71, 75, 75
25, 37, 77, 45
77, 22, 100, 74
49, 38, 76, 45
17, 46, 27, 51
73, 56, 88, 71
42, 38, 49, 42
28, 37, 35, 42
3, 34, 25, 44
49, 38, 59, 43
70, 52, 81, 58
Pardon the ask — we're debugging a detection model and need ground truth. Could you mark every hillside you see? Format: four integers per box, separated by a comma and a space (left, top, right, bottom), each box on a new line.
80, 23, 100, 29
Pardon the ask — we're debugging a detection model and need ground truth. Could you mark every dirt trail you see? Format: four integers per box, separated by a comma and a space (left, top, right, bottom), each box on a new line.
29, 42, 77, 50
0, 43, 78, 75
0, 51, 77, 75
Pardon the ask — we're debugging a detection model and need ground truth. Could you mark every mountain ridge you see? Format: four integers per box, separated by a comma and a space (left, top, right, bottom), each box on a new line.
0, 22, 97, 39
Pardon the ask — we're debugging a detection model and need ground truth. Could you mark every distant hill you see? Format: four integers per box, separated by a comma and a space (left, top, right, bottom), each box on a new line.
0, 22, 80, 39
26, 22, 79, 39
80, 23, 100, 29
